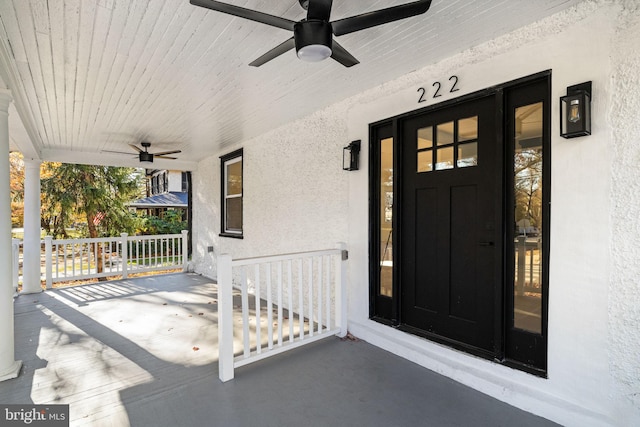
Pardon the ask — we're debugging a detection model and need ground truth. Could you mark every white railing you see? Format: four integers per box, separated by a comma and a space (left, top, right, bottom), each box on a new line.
217, 243, 348, 382
43, 230, 188, 288
515, 236, 542, 296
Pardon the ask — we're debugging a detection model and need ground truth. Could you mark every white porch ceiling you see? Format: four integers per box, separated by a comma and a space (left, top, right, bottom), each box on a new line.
0, 0, 582, 170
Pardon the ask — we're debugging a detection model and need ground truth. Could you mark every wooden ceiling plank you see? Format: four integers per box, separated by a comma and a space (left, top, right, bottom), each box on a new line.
77, 0, 112, 150
48, 0, 68, 147
62, 0, 81, 149
100, 0, 167, 149
81, 0, 131, 150
30, 0, 62, 147
0, 1, 48, 147
106, 0, 190, 136
8, 0, 54, 145
98, 0, 152, 146
71, 0, 96, 150
119, 8, 204, 138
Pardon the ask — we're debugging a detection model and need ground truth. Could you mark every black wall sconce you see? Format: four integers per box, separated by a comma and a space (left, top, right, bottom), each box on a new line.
560, 81, 592, 138
343, 140, 361, 171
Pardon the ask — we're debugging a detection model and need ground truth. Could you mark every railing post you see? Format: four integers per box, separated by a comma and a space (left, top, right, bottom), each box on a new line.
45, 236, 52, 289
121, 233, 128, 279
11, 239, 19, 295
217, 253, 235, 382
335, 242, 348, 338
516, 236, 526, 296
181, 230, 189, 272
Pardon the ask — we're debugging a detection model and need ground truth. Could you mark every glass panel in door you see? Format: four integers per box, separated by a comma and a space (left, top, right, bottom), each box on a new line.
380, 137, 394, 297
513, 102, 543, 334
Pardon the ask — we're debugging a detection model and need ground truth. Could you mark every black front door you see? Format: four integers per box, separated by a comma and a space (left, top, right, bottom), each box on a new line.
400, 95, 501, 354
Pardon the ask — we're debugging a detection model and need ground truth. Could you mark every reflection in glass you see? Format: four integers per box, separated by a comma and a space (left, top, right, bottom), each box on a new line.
417, 150, 433, 173
226, 197, 242, 231
457, 142, 478, 168
437, 121, 454, 146
418, 126, 433, 149
380, 138, 394, 297
436, 147, 454, 170
458, 116, 478, 142
226, 161, 242, 195
513, 102, 543, 334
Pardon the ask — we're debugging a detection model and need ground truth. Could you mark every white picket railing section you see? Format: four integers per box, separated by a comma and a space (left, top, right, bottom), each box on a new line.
217, 243, 348, 382
43, 230, 188, 288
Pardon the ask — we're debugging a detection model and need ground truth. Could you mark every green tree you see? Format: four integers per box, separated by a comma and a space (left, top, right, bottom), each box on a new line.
9, 151, 25, 228
140, 210, 187, 235
41, 163, 144, 238
41, 163, 144, 278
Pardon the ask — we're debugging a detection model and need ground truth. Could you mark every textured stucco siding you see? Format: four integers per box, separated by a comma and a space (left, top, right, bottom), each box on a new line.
609, 1, 640, 421
192, 107, 349, 279
191, 1, 640, 425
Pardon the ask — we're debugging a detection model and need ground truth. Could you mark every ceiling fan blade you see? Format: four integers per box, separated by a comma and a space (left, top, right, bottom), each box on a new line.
102, 149, 135, 155
331, 0, 432, 36
128, 144, 143, 153
190, 0, 296, 31
330, 40, 359, 67
152, 150, 182, 156
307, 0, 333, 21
249, 37, 296, 67
155, 155, 178, 160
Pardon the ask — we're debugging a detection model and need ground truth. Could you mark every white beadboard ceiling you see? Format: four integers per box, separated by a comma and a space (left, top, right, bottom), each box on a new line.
0, 0, 582, 170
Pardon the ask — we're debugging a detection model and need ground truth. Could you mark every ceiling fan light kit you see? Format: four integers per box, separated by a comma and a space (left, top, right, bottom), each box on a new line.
293, 21, 333, 62
139, 151, 154, 163
297, 44, 331, 62
295, 21, 333, 62
190, 0, 433, 67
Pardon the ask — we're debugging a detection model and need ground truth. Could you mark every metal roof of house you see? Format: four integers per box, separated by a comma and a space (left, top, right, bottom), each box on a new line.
129, 191, 188, 209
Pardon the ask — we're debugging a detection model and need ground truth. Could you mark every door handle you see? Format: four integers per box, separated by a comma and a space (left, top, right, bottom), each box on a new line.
479, 241, 495, 246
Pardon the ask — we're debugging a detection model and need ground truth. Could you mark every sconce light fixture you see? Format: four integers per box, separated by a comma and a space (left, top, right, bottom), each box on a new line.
560, 81, 591, 138
343, 140, 361, 171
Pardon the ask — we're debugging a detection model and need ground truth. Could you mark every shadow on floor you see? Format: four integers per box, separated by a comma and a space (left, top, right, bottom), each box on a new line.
3, 273, 558, 427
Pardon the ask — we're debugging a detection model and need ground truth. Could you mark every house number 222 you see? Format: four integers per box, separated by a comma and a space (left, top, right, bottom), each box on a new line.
417, 76, 460, 103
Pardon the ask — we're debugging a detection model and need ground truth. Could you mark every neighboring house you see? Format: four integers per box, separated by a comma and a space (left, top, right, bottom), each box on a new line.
129, 170, 190, 220
1, 1, 639, 426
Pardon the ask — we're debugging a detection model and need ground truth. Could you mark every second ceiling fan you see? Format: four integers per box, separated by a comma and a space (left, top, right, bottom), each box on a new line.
190, 0, 433, 67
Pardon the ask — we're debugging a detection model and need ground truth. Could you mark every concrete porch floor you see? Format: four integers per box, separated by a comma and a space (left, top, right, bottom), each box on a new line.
1, 273, 558, 427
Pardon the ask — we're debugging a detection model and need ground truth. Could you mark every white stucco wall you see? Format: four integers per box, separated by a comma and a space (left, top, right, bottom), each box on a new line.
609, 1, 640, 421
192, 107, 349, 279
192, 1, 640, 425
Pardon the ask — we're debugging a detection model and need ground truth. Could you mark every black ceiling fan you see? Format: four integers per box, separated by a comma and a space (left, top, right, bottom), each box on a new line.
104, 142, 182, 163
190, 0, 433, 67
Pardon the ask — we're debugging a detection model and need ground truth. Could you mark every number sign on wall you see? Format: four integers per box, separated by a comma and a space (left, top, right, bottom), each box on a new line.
417, 76, 460, 104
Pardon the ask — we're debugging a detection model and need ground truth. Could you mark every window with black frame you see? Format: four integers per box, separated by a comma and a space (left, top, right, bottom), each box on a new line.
220, 149, 243, 238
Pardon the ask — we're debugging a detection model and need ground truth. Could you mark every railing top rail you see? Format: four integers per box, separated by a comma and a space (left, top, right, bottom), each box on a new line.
126, 233, 184, 241
231, 248, 341, 267
46, 233, 186, 245
52, 236, 121, 245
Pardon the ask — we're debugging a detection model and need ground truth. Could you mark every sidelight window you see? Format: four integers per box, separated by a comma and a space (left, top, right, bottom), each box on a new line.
513, 102, 544, 334
379, 137, 394, 298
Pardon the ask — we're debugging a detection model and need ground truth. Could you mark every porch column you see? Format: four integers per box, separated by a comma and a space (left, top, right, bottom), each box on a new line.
21, 158, 42, 294
0, 88, 23, 381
